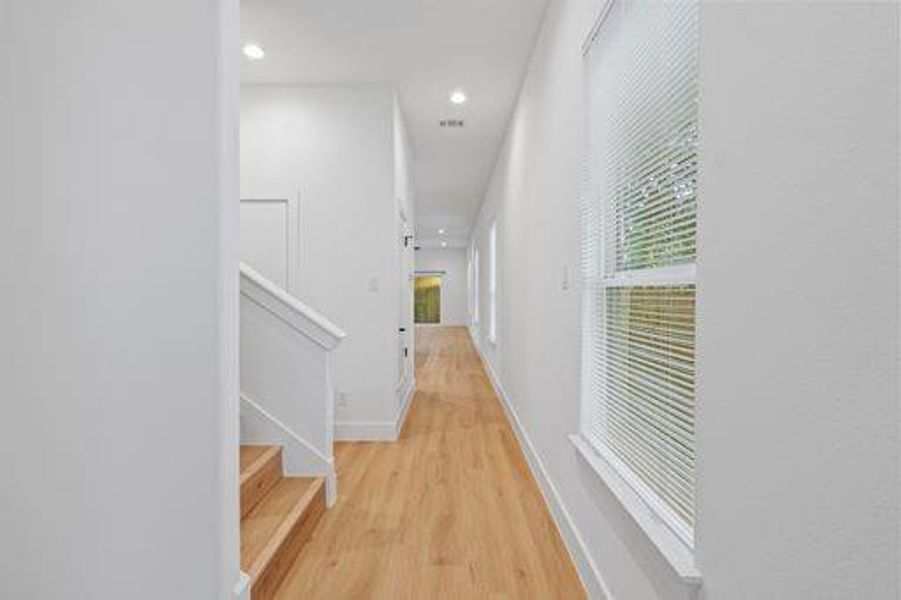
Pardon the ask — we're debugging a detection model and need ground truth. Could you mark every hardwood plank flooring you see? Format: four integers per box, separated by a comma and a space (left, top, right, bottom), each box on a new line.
274, 326, 585, 598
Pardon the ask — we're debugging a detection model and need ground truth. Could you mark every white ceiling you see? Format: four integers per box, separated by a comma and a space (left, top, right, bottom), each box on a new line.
240, 0, 548, 246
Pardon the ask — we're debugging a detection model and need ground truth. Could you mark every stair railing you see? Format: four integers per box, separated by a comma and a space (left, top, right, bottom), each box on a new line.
238, 262, 346, 505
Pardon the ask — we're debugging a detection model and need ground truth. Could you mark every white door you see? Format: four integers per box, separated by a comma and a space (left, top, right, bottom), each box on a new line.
397, 210, 414, 394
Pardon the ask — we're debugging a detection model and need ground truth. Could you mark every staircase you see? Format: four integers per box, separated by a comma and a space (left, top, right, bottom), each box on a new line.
240, 445, 326, 599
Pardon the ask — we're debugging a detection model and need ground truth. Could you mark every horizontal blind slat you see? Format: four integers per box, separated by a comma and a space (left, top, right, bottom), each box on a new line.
581, 0, 699, 539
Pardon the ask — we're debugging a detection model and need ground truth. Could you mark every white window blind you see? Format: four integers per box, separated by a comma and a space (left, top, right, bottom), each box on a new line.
580, 0, 699, 547
488, 222, 498, 342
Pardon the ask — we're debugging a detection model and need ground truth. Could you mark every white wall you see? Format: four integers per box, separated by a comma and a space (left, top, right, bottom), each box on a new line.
0, 1, 241, 599
241, 84, 410, 437
695, 4, 899, 598
470, 1, 899, 599
393, 96, 416, 227
239, 199, 294, 289
415, 248, 469, 326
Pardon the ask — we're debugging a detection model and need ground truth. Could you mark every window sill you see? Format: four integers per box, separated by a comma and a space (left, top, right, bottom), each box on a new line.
569, 433, 701, 585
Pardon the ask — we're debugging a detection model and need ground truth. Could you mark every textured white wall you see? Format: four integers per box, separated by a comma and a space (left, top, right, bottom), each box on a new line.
0, 1, 241, 598
241, 84, 404, 433
415, 248, 469, 326
695, 4, 899, 598
470, 1, 899, 598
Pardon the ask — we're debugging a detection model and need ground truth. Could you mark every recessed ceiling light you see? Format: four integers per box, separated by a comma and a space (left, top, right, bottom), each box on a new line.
243, 44, 265, 60
438, 228, 446, 235
441, 241, 448, 248
449, 90, 467, 105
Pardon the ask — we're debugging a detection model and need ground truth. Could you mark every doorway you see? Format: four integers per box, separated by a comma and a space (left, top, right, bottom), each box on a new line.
397, 209, 414, 394
414, 275, 442, 324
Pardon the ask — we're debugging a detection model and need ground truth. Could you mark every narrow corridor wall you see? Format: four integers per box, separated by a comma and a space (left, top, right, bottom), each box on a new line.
0, 1, 240, 598
415, 248, 469, 326
470, 0, 899, 598
241, 84, 413, 440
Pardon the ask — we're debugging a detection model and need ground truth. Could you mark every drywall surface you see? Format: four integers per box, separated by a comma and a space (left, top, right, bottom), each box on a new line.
470, 0, 899, 598
471, 0, 681, 595
415, 248, 469, 326
0, 1, 240, 598
241, 84, 402, 432
695, 3, 899, 598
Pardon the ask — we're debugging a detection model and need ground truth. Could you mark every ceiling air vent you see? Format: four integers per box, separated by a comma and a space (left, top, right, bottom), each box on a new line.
439, 119, 465, 128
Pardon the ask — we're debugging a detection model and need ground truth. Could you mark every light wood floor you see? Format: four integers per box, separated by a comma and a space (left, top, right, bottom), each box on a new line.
274, 326, 585, 598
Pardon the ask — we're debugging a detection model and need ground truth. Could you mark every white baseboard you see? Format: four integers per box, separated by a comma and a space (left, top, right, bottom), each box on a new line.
232, 571, 250, 600
469, 330, 612, 600
335, 377, 417, 442
334, 419, 399, 441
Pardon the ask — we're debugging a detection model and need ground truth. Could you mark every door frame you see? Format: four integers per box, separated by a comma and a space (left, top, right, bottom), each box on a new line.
396, 206, 415, 393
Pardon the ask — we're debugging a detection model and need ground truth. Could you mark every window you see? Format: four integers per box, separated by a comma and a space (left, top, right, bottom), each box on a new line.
488, 221, 498, 343
467, 253, 474, 322
472, 246, 480, 325
579, 0, 699, 551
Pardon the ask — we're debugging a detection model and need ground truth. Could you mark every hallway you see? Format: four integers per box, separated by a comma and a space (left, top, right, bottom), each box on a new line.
273, 326, 584, 598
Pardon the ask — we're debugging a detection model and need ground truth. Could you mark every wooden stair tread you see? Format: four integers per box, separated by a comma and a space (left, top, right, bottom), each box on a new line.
241, 476, 324, 579
240, 445, 284, 518
240, 444, 279, 475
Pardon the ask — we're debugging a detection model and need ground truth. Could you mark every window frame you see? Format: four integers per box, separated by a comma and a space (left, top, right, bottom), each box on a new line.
573, 0, 701, 583
472, 245, 480, 326
487, 221, 498, 344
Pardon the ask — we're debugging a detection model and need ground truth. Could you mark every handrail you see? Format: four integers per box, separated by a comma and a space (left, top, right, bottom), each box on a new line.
240, 393, 333, 466
239, 262, 347, 349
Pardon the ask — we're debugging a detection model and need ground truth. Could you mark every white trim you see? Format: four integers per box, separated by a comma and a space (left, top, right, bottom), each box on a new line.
580, 0, 701, 574
239, 394, 332, 466
488, 220, 499, 343
581, 0, 616, 57
578, 433, 694, 549
239, 196, 301, 296
232, 571, 251, 600
472, 245, 480, 326
469, 330, 612, 600
601, 263, 696, 288
240, 394, 338, 506
397, 205, 415, 396
240, 262, 346, 349
335, 379, 417, 442
570, 434, 701, 584
334, 420, 399, 442
396, 375, 416, 438
325, 469, 338, 508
